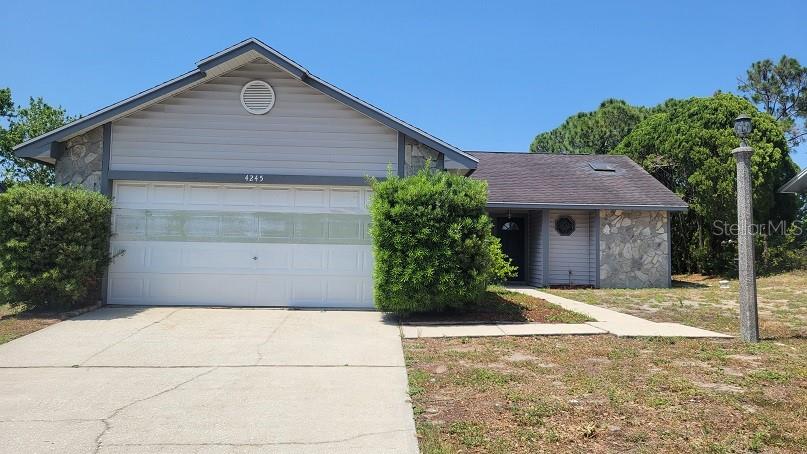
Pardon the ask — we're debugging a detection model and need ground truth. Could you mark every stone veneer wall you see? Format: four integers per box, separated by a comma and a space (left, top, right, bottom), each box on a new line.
54, 126, 103, 192
599, 210, 670, 288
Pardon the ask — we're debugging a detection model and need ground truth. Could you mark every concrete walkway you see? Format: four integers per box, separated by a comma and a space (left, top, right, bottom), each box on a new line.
401, 286, 731, 339
0, 307, 418, 454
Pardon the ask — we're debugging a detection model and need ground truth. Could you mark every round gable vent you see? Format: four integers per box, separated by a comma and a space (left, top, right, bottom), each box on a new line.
240, 80, 275, 115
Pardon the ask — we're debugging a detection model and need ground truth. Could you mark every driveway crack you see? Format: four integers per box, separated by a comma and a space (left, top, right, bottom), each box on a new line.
93, 366, 217, 453
254, 311, 291, 365
79, 308, 183, 366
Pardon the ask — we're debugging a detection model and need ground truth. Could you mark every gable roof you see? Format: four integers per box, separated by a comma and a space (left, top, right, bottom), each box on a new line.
14, 38, 478, 169
779, 167, 807, 193
469, 152, 688, 211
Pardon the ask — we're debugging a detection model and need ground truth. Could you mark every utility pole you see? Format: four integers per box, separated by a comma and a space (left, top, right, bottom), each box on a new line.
732, 114, 759, 342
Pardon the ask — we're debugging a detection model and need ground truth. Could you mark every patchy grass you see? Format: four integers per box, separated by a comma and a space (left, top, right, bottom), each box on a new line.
0, 304, 67, 345
398, 287, 591, 324
406, 270, 807, 453
544, 271, 807, 338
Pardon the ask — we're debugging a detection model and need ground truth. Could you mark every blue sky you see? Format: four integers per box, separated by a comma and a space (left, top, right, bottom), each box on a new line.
4, 1, 807, 168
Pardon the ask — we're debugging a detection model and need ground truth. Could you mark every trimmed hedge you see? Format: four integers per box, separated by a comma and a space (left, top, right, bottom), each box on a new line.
369, 169, 515, 313
0, 185, 112, 309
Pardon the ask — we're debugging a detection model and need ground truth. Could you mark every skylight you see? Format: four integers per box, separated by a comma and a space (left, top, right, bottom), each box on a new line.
589, 162, 616, 172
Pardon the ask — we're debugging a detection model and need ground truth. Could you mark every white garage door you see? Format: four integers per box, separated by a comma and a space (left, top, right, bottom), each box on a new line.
108, 181, 374, 307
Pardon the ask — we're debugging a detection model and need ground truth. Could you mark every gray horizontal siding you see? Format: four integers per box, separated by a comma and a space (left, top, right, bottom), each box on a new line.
527, 211, 543, 286
111, 60, 398, 177
547, 210, 594, 286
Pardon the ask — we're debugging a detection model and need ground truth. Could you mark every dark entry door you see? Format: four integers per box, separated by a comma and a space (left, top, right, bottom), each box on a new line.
495, 217, 525, 281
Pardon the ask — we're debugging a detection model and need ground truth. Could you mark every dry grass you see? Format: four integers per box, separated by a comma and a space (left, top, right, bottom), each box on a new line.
405, 271, 807, 453
545, 271, 807, 339
0, 304, 65, 345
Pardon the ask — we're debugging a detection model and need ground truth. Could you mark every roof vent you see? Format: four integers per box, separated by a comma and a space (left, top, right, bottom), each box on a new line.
589, 162, 615, 172
240, 80, 275, 115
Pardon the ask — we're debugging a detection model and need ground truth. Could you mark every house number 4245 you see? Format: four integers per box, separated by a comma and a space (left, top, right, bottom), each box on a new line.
244, 174, 265, 183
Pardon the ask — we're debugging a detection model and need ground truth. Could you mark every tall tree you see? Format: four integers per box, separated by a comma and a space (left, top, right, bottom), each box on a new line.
0, 88, 72, 185
615, 93, 799, 274
530, 99, 649, 154
738, 56, 807, 147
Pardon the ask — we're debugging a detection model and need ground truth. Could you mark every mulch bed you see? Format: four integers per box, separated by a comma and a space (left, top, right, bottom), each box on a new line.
0, 301, 102, 344
393, 288, 591, 324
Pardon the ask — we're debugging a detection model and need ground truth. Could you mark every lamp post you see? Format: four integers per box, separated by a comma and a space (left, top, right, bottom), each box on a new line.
732, 114, 759, 342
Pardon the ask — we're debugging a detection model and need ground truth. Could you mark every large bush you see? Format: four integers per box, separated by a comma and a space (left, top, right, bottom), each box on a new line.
368, 169, 515, 313
614, 93, 800, 275
0, 185, 112, 309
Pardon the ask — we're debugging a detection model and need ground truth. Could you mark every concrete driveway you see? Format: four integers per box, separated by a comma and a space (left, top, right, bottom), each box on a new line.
0, 307, 418, 453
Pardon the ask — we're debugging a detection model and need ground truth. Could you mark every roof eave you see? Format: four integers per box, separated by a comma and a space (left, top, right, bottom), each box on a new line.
486, 201, 689, 212
778, 168, 807, 193
301, 74, 477, 168
197, 39, 308, 80
13, 38, 477, 170
13, 69, 208, 158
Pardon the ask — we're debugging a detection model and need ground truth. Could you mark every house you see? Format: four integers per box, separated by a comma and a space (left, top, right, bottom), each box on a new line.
14, 38, 686, 308
779, 168, 807, 194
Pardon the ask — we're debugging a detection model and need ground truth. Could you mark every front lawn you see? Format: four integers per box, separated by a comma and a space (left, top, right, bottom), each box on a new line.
397, 287, 591, 324
545, 271, 807, 338
405, 271, 807, 453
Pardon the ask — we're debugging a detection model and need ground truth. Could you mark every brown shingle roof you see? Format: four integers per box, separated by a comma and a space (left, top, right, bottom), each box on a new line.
468, 152, 687, 210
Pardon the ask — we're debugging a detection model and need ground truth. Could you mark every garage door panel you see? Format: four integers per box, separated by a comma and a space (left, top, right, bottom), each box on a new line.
188, 185, 221, 206
327, 249, 361, 273
255, 277, 291, 305
145, 243, 183, 269
362, 280, 373, 306
111, 243, 147, 269
258, 188, 291, 207
329, 188, 362, 209
290, 247, 326, 271
176, 275, 255, 304
113, 209, 370, 244
254, 245, 293, 271
109, 181, 374, 307
113, 182, 370, 214
110, 277, 144, 300
294, 188, 328, 208
151, 184, 186, 204
110, 242, 371, 275
182, 246, 256, 270
325, 279, 362, 306
291, 278, 325, 306
222, 186, 257, 205
114, 182, 149, 205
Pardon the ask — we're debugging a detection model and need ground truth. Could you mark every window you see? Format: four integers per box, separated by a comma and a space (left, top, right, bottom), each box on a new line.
555, 216, 576, 236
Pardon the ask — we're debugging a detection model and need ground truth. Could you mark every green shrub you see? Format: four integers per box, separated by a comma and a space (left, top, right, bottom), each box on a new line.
756, 225, 807, 275
368, 169, 515, 313
0, 184, 112, 309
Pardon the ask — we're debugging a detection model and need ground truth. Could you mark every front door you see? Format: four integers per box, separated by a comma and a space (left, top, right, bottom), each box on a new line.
495, 217, 525, 282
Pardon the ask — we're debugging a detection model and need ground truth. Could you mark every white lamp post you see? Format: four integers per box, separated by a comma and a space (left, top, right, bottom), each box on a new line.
732, 114, 759, 342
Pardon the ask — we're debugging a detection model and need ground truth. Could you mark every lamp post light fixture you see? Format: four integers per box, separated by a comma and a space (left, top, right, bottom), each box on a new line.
732, 113, 759, 342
